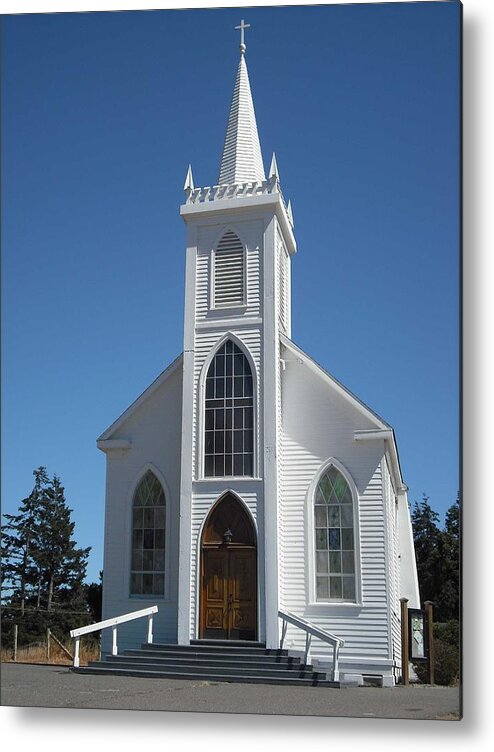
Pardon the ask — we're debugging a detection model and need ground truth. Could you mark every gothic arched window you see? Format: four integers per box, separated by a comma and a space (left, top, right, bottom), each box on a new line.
204, 340, 254, 477
213, 230, 245, 308
130, 470, 166, 596
314, 465, 356, 602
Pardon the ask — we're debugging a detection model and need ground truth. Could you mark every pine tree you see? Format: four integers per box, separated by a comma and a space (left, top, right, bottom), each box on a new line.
1, 467, 49, 614
35, 474, 91, 610
411, 494, 442, 607
411, 493, 460, 622
439, 495, 460, 620
2, 468, 91, 612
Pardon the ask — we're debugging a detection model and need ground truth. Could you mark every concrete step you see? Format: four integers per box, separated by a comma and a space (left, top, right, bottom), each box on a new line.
141, 642, 283, 656
126, 648, 297, 665
73, 664, 339, 687
92, 656, 317, 680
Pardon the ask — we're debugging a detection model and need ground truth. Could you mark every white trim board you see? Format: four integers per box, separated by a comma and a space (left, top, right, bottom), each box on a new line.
97, 353, 183, 443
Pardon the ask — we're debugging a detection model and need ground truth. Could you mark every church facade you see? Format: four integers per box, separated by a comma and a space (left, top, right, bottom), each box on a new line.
98, 29, 419, 686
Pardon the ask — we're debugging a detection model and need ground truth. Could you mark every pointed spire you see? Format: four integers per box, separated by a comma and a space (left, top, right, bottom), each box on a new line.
183, 164, 194, 192
268, 153, 280, 181
218, 24, 265, 185
287, 199, 294, 227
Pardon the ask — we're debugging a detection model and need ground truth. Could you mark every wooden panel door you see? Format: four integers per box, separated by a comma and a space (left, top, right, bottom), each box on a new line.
202, 549, 229, 638
229, 548, 256, 640
201, 547, 257, 640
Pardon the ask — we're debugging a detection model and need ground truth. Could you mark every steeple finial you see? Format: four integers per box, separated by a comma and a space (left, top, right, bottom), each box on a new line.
183, 164, 194, 192
269, 153, 280, 181
235, 19, 250, 56
218, 23, 265, 185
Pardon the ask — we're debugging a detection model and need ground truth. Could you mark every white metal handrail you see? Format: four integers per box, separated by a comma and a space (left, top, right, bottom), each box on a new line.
69, 605, 158, 668
278, 609, 344, 682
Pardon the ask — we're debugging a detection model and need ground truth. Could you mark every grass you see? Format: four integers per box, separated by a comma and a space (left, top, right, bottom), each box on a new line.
1, 639, 100, 667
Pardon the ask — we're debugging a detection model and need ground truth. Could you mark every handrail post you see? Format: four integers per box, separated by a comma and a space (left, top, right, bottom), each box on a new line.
147, 613, 154, 644
280, 618, 287, 650
304, 632, 312, 666
333, 641, 340, 682
73, 637, 80, 668
112, 626, 118, 656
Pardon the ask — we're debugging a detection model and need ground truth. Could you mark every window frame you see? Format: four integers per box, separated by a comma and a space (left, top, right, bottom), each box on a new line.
210, 228, 248, 312
128, 464, 171, 601
198, 334, 258, 481
306, 458, 362, 609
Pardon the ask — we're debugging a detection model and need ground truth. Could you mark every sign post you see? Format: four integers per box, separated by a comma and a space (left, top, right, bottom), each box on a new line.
400, 598, 409, 685
424, 601, 435, 685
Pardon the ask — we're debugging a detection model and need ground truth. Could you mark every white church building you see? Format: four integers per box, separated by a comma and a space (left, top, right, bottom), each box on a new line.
97, 25, 420, 687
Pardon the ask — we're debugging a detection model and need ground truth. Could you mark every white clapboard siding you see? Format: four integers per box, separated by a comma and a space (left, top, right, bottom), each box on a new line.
101, 364, 183, 653
279, 347, 393, 663
383, 457, 402, 668
277, 232, 290, 333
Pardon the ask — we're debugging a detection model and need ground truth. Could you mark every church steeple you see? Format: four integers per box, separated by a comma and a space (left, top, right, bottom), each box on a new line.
218, 21, 265, 185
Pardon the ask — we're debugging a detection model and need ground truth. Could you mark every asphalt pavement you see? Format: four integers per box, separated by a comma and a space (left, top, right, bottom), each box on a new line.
0, 662, 461, 720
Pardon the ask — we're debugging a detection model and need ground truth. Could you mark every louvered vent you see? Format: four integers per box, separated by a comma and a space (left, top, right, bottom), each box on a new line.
214, 231, 245, 307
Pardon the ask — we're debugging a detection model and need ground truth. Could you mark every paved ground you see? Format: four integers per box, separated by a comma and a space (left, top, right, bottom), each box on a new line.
0, 663, 460, 720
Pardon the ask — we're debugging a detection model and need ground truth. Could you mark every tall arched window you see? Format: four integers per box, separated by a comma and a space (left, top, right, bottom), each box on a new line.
204, 340, 254, 477
213, 230, 245, 308
314, 465, 356, 602
130, 470, 166, 596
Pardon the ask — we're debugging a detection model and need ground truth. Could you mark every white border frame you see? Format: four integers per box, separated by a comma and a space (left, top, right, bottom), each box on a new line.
196, 331, 259, 481
305, 457, 363, 610
210, 225, 248, 312
193, 489, 260, 642
126, 462, 173, 602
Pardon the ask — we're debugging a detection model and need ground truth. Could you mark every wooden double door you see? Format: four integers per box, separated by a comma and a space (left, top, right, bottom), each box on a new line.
201, 545, 257, 640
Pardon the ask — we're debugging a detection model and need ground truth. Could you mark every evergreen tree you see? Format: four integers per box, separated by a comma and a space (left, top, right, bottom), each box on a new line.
1, 467, 49, 614
411, 494, 442, 606
2, 468, 91, 612
411, 493, 460, 622
85, 571, 103, 623
35, 474, 91, 610
439, 495, 460, 620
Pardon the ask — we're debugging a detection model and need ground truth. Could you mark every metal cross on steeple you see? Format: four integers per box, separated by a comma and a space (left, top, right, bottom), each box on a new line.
235, 19, 250, 55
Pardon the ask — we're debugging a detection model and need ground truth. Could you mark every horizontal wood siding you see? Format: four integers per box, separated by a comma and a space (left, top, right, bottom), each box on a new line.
195, 221, 262, 322
279, 348, 393, 664
101, 365, 183, 653
384, 457, 402, 671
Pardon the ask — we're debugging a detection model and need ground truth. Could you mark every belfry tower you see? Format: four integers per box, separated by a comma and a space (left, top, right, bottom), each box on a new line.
177, 22, 296, 647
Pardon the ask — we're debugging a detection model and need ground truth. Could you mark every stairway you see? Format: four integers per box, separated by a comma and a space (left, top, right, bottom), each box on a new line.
71, 639, 340, 687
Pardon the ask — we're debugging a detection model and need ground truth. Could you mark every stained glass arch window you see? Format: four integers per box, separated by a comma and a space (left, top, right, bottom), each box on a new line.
204, 339, 254, 478
130, 470, 166, 596
314, 464, 357, 602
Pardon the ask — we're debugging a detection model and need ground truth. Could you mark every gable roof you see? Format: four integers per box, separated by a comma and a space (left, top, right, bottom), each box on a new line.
280, 335, 391, 429
280, 335, 407, 491
97, 353, 183, 444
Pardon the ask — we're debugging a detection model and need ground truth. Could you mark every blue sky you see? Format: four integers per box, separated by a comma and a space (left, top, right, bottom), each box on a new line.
2, 2, 460, 584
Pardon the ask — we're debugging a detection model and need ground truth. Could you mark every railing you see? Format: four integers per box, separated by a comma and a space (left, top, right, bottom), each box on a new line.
185, 176, 289, 213
69, 605, 158, 668
278, 609, 344, 682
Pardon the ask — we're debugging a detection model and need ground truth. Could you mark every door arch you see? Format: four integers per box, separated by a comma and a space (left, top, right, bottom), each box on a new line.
200, 493, 257, 640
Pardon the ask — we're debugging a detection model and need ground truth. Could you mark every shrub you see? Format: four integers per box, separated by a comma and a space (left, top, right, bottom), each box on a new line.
412, 620, 460, 686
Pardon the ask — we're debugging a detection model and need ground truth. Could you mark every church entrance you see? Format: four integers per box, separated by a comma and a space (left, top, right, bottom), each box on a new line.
200, 493, 257, 641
